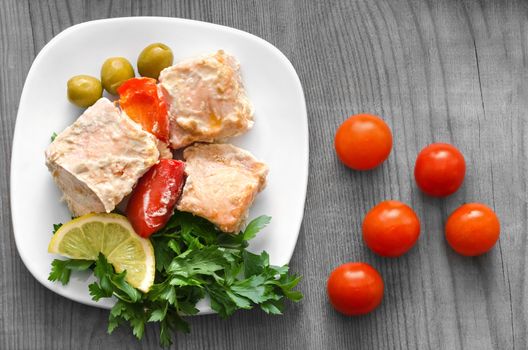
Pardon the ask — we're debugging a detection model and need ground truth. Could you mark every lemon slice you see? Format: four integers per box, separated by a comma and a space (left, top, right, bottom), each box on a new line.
48, 213, 155, 292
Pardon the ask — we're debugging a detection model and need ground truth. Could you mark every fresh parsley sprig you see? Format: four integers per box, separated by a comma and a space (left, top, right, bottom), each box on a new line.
48, 259, 92, 285
88, 253, 142, 303
48, 212, 303, 347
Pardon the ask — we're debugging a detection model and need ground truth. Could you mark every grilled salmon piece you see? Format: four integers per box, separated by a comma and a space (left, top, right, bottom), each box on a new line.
159, 50, 254, 149
45, 98, 160, 216
177, 143, 268, 233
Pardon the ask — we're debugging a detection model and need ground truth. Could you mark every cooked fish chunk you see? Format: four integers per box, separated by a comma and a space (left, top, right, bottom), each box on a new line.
45, 98, 160, 216
177, 143, 268, 233
159, 50, 254, 149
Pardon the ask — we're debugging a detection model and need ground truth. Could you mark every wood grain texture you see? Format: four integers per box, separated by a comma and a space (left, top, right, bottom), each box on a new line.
1, 0, 527, 349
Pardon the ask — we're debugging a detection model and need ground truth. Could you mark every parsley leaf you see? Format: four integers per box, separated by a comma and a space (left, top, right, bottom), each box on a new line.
89, 254, 142, 303
243, 250, 268, 277
149, 279, 177, 305
50, 132, 58, 142
242, 215, 271, 240
108, 300, 147, 339
151, 235, 175, 272
148, 302, 168, 322
52, 223, 63, 234
167, 246, 228, 277
260, 299, 284, 314
48, 259, 93, 285
230, 275, 269, 303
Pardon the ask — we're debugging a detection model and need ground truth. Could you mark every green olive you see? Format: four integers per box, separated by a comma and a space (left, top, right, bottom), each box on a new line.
100, 57, 135, 95
137, 43, 174, 79
67, 75, 103, 108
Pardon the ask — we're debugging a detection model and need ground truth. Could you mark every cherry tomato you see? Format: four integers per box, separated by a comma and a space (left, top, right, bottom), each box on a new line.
362, 200, 421, 257
445, 203, 500, 256
334, 114, 392, 170
118, 77, 170, 142
327, 262, 384, 316
414, 143, 466, 197
126, 159, 185, 238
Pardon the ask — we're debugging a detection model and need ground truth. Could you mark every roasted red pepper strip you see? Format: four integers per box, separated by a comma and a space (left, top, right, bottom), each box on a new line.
118, 77, 170, 142
126, 159, 185, 238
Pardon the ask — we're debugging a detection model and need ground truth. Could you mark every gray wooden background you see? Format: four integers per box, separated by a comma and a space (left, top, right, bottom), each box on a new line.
1, 0, 527, 349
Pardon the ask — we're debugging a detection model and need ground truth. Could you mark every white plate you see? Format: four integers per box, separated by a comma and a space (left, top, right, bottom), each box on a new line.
10, 17, 308, 313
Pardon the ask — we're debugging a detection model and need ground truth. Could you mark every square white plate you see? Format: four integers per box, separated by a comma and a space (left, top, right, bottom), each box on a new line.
10, 17, 308, 313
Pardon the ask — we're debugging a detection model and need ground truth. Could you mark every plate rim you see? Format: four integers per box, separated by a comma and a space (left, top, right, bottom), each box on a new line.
10, 16, 309, 313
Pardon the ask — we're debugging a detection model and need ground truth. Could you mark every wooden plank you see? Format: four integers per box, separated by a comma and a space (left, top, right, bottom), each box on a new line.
1, 0, 527, 348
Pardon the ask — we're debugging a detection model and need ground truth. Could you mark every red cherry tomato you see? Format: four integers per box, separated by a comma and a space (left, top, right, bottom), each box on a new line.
362, 200, 421, 257
118, 77, 170, 142
126, 159, 185, 238
414, 143, 466, 197
327, 262, 384, 316
334, 114, 392, 170
445, 203, 500, 256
